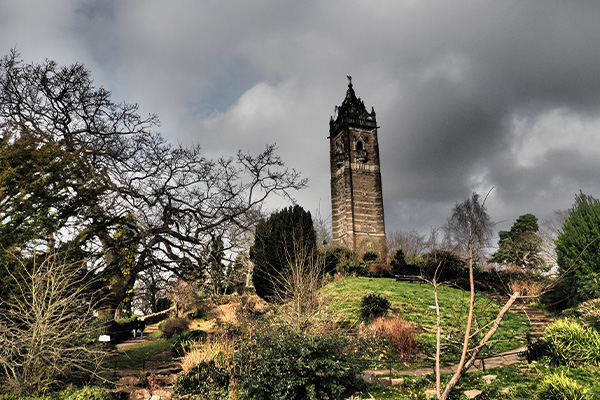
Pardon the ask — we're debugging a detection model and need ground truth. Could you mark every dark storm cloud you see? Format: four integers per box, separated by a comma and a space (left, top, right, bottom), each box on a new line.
3, 0, 600, 236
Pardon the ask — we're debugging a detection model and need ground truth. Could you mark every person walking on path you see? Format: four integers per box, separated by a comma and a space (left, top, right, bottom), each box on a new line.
139, 318, 146, 339
132, 317, 138, 339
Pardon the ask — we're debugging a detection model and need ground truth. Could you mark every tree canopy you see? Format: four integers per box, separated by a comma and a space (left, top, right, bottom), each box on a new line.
445, 192, 493, 263
556, 192, 600, 306
250, 205, 317, 302
490, 213, 546, 274
0, 50, 306, 316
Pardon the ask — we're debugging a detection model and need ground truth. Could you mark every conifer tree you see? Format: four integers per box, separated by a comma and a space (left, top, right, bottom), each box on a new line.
250, 205, 317, 302
490, 213, 546, 274
556, 192, 600, 306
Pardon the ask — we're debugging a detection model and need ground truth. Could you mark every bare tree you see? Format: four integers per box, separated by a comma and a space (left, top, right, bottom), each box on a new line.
0, 52, 307, 319
386, 229, 442, 260
0, 253, 108, 394
133, 264, 170, 315
431, 192, 520, 399
272, 233, 325, 333
167, 278, 201, 318
313, 204, 332, 250
539, 210, 568, 269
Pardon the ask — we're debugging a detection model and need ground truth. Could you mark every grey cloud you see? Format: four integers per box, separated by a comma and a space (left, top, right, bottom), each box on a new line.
2, 0, 600, 237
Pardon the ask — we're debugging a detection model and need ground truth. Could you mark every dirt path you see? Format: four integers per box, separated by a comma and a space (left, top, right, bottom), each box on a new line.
116, 324, 160, 349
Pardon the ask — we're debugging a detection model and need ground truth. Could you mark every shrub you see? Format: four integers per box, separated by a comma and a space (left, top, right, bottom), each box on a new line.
107, 316, 137, 343
369, 317, 418, 360
174, 335, 239, 399
576, 298, 600, 330
174, 360, 233, 399
422, 250, 468, 281
186, 308, 205, 320
340, 261, 369, 277
536, 372, 590, 400
322, 246, 353, 275
390, 249, 408, 276
158, 317, 190, 338
0, 386, 110, 400
360, 293, 391, 321
174, 326, 368, 400
508, 278, 545, 298
172, 330, 208, 357
523, 334, 550, 364
62, 386, 110, 400
363, 251, 378, 263
543, 318, 600, 366
239, 328, 367, 400
369, 263, 392, 278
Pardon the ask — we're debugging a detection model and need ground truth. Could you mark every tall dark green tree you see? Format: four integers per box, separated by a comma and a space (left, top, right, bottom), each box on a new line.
556, 192, 600, 306
205, 234, 227, 295
250, 205, 317, 302
490, 213, 546, 274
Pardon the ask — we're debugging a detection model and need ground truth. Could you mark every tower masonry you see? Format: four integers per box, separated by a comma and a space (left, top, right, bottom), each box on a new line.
329, 77, 387, 256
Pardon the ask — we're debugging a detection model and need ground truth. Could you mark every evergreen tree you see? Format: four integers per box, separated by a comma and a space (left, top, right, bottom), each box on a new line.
250, 205, 317, 302
490, 213, 546, 274
205, 235, 226, 295
556, 192, 600, 306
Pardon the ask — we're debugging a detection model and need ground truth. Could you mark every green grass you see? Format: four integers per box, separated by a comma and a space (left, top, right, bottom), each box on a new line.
322, 277, 529, 363
108, 337, 173, 371
363, 364, 600, 400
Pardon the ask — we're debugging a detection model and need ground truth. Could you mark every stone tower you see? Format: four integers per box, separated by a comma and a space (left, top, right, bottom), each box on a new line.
329, 77, 386, 256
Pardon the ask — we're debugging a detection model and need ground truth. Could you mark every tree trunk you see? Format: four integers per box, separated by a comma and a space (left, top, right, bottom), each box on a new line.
440, 242, 475, 399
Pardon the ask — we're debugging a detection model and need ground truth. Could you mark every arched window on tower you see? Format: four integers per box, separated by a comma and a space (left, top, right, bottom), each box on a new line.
355, 140, 367, 161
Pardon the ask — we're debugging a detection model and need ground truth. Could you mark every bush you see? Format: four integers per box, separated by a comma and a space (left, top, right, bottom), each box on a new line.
107, 316, 137, 343
239, 328, 367, 400
339, 261, 369, 277
185, 308, 205, 320
360, 293, 391, 321
369, 264, 393, 278
576, 298, 600, 330
543, 318, 600, 366
322, 246, 353, 275
0, 386, 110, 400
62, 386, 110, 400
536, 372, 590, 400
369, 317, 418, 360
390, 249, 408, 276
363, 251, 378, 263
172, 330, 208, 357
175, 360, 233, 398
174, 336, 238, 399
158, 317, 190, 338
174, 327, 368, 400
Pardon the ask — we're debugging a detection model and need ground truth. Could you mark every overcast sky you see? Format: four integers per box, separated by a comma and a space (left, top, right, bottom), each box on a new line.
2, 0, 600, 239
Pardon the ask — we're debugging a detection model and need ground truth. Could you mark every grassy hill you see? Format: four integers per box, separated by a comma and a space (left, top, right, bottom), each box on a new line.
321, 277, 529, 360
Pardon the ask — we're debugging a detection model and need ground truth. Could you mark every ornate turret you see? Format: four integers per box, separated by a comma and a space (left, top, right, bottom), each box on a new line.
330, 76, 377, 134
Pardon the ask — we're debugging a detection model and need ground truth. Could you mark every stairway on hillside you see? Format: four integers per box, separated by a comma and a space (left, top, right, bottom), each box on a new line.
486, 293, 556, 339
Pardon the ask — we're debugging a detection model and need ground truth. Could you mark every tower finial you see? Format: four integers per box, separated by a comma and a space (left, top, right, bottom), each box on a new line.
347, 75, 352, 86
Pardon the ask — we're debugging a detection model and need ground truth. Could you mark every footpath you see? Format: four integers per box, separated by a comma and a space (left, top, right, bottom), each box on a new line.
116, 324, 160, 349
111, 324, 182, 400
366, 295, 556, 380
